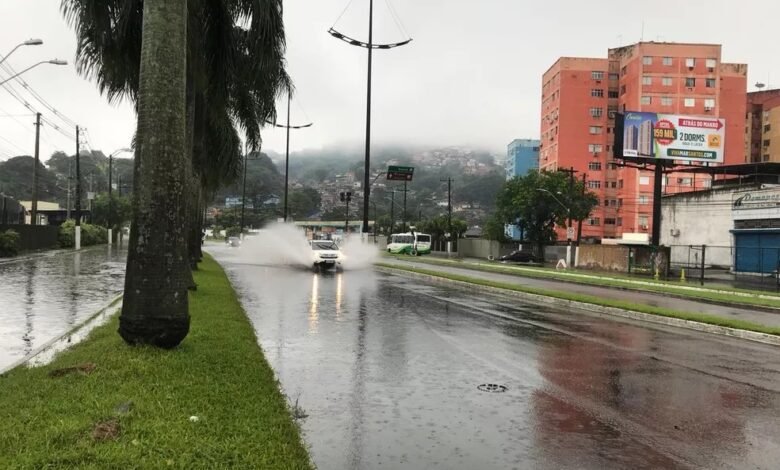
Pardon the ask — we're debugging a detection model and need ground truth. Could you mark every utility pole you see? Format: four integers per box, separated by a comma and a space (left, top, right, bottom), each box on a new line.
75, 126, 82, 249
240, 143, 248, 235
441, 177, 453, 252
577, 173, 585, 245
403, 180, 408, 232
66, 158, 71, 219
651, 162, 664, 247
389, 190, 395, 234
30, 112, 41, 225
284, 94, 291, 222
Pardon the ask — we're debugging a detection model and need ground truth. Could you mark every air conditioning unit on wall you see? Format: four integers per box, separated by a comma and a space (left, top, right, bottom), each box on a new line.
670, 228, 680, 237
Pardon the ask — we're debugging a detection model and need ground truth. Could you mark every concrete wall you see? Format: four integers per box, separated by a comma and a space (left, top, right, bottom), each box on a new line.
0, 224, 60, 252
661, 184, 757, 268
576, 245, 629, 271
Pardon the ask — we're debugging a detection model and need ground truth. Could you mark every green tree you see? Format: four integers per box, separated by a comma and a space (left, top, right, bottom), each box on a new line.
495, 170, 598, 252
287, 187, 321, 220
90, 193, 132, 228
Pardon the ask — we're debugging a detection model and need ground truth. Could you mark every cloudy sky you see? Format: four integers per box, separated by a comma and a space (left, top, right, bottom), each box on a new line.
1, 0, 779, 162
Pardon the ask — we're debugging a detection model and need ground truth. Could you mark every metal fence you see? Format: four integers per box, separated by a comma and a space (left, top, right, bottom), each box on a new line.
665, 244, 780, 291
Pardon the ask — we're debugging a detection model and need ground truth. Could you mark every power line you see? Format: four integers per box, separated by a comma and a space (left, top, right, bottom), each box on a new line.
0, 61, 78, 129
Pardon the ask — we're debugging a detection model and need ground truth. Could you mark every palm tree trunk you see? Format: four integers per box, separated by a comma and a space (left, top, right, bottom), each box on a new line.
119, 0, 190, 348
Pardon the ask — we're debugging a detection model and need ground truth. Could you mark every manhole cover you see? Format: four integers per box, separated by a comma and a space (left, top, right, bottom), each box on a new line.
477, 383, 508, 393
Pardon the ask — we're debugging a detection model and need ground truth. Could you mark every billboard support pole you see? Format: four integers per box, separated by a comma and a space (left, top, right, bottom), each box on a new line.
651, 161, 664, 247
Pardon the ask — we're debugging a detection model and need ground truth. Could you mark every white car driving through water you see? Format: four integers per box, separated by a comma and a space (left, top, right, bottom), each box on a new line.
309, 239, 345, 271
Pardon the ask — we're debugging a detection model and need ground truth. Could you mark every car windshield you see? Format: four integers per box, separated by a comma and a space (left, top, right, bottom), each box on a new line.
311, 241, 338, 250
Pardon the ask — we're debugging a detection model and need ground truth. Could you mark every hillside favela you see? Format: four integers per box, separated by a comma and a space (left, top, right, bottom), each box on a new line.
3, 1, 780, 469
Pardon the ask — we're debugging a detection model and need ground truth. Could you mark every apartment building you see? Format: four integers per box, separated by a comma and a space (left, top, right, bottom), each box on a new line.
505, 139, 540, 240
746, 89, 780, 162
540, 42, 747, 241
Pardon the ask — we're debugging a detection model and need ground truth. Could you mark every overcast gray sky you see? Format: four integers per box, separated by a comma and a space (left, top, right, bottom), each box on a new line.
1, 0, 779, 162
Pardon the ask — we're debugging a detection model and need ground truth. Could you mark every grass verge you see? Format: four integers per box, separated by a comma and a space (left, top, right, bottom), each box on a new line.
0, 255, 312, 470
383, 254, 780, 309
378, 263, 780, 336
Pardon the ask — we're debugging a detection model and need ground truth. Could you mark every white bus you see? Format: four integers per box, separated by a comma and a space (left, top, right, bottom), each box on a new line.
387, 232, 432, 256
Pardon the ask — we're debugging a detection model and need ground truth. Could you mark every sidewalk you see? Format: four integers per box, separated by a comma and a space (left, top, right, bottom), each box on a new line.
381, 256, 780, 328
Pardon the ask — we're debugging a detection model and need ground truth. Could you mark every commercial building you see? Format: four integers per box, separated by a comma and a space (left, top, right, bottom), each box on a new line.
505, 139, 540, 240
746, 89, 780, 163
541, 42, 747, 242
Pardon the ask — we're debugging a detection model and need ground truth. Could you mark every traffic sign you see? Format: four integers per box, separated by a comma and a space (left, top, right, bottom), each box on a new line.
386, 165, 414, 181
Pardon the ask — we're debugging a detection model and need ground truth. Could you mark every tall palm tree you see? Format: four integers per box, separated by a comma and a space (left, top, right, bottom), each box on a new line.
120, 0, 189, 347
61, 0, 289, 347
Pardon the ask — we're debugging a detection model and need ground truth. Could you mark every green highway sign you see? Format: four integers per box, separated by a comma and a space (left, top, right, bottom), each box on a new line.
387, 165, 414, 181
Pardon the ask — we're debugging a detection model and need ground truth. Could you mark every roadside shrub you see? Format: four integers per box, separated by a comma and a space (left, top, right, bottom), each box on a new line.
59, 220, 108, 248
0, 229, 20, 257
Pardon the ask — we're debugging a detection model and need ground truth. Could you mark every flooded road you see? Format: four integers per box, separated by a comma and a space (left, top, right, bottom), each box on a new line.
0, 246, 127, 372
210, 245, 780, 469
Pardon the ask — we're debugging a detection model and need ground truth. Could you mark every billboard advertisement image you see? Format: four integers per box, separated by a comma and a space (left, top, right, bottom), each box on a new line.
622, 112, 725, 163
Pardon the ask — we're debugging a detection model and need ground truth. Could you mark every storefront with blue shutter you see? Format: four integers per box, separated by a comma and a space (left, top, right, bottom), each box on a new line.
732, 187, 780, 274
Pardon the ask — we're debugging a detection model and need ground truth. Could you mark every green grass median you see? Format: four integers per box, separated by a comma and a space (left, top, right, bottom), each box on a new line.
383, 254, 780, 310
378, 263, 780, 337
0, 255, 312, 470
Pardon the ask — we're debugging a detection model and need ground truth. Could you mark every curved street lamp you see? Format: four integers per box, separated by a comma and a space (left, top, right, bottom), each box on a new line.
0, 59, 67, 86
537, 188, 574, 265
328, 0, 412, 236
265, 92, 313, 222
0, 38, 43, 67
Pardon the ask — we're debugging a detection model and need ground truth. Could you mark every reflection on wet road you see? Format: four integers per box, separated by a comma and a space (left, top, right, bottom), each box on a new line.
211, 245, 780, 469
0, 246, 127, 371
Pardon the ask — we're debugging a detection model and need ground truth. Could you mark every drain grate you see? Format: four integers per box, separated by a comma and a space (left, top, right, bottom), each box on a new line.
477, 383, 508, 393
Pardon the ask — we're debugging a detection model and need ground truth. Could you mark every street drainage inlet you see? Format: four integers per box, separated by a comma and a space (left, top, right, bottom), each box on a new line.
477, 384, 508, 393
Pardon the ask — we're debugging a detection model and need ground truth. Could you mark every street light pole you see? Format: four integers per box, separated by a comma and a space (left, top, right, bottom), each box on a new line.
0, 59, 67, 87
75, 126, 82, 249
537, 188, 573, 267
108, 148, 132, 244
0, 38, 43, 67
31, 113, 41, 225
328, 1, 412, 236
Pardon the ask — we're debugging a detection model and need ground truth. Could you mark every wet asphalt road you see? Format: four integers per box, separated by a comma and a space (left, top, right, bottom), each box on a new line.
210, 245, 780, 470
0, 246, 127, 372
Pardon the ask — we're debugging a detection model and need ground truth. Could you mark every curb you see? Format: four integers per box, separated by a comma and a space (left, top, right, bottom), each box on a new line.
377, 266, 780, 348
0, 294, 124, 375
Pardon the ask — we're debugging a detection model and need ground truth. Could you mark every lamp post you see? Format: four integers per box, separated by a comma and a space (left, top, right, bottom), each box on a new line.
328, 1, 412, 238
240, 147, 262, 236
0, 38, 43, 67
537, 188, 574, 267
0, 59, 67, 86
108, 148, 132, 244
266, 92, 313, 222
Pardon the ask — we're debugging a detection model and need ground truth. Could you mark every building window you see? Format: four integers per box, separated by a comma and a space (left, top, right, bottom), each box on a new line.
685, 58, 695, 68
662, 77, 673, 86
592, 71, 605, 80
764, 154, 771, 162
607, 127, 613, 134
704, 98, 715, 110
663, 57, 673, 66
588, 144, 603, 153
608, 181, 618, 188
677, 177, 692, 186
684, 98, 695, 107
605, 218, 617, 225
661, 96, 673, 106
621, 65, 627, 76
639, 195, 650, 205
764, 139, 771, 147
642, 75, 652, 85
590, 107, 603, 118
618, 198, 623, 207
639, 176, 650, 185
608, 90, 619, 98
588, 217, 601, 226
618, 179, 624, 189
617, 217, 623, 226
643, 56, 653, 65
706, 58, 717, 69
591, 89, 604, 97
641, 96, 652, 105
702, 179, 712, 188
685, 77, 696, 87
587, 181, 601, 189
588, 162, 602, 170
589, 126, 603, 135
765, 124, 772, 132
706, 78, 716, 88
620, 85, 627, 95
639, 215, 649, 227
609, 73, 619, 80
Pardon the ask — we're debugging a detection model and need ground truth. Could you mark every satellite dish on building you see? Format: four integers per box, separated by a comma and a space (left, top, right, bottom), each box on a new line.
755, 82, 766, 90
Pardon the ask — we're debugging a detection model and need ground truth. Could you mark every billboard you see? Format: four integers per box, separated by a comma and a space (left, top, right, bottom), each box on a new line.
621, 112, 725, 163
